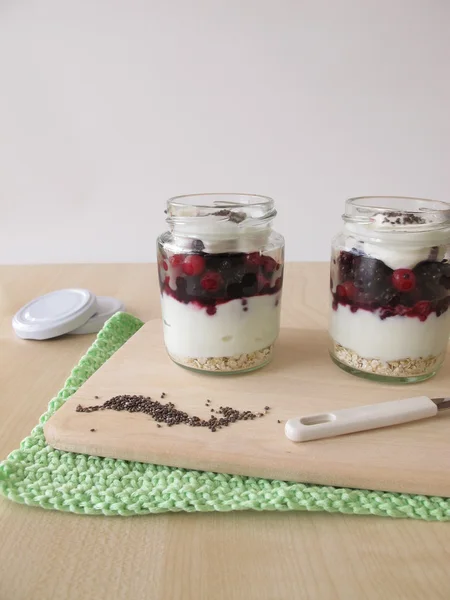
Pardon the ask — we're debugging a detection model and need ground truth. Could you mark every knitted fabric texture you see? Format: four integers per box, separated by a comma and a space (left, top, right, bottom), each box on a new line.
1, 312, 449, 521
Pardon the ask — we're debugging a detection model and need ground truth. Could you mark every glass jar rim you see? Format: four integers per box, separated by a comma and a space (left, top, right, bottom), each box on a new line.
166, 193, 277, 226
344, 196, 450, 230
168, 193, 274, 210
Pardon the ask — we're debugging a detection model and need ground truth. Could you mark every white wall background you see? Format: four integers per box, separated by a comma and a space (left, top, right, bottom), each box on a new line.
1, 0, 449, 264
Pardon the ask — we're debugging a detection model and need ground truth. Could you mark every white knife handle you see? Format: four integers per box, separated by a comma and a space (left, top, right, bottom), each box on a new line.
285, 396, 438, 442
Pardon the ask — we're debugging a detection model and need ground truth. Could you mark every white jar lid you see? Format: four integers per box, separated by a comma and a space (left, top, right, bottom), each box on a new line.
12, 289, 98, 340
70, 296, 124, 335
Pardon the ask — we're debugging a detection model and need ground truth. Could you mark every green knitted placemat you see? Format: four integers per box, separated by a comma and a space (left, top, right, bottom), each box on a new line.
1, 312, 449, 521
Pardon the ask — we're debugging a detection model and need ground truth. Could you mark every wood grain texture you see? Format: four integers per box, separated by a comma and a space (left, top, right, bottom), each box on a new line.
45, 320, 450, 496
1, 264, 450, 600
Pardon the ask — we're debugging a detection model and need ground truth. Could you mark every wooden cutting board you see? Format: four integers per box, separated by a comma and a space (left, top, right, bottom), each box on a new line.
44, 319, 450, 497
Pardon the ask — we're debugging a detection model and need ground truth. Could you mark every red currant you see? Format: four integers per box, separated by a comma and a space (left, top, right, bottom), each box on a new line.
200, 271, 223, 291
336, 281, 356, 300
182, 254, 206, 276
414, 300, 432, 321
392, 269, 416, 292
169, 254, 184, 267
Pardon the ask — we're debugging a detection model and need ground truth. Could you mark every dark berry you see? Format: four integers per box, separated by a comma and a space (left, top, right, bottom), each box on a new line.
353, 256, 391, 296
227, 283, 241, 298
440, 275, 450, 290
200, 271, 223, 291
182, 254, 206, 276
338, 251, 356, 280
392, 269, 416, 292
436, 296, 450, 317
414, 262, 442, 298
206, 305, 217, 316
242, 273, 257, 287
246, 252, 262, 266
219, 258, 233, 271
176, 276, 187, 290
242, 273, 258, 295
206, 253, 245, 270
169, 254, 184, 267
339, 251, 354, 268
191, 239, 205, 251
262, 256, 277, 274
379, 288, 400, 307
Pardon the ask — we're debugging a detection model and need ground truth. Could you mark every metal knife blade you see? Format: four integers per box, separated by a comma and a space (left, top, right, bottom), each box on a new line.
432, 397, 450, 410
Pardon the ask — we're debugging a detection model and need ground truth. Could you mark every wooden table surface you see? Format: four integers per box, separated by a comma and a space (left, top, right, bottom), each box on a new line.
1, 264, 449, 600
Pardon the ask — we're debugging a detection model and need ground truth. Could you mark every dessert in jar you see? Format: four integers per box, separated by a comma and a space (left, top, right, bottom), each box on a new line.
329, 196, 450, 383
157, 194, 284, 373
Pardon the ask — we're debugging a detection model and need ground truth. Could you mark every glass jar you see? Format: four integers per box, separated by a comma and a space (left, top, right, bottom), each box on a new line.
157, 194, 285, 373
329, 196, 450, 383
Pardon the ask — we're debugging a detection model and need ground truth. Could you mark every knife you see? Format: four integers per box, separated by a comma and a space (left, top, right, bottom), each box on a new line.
285, 396, 450, 442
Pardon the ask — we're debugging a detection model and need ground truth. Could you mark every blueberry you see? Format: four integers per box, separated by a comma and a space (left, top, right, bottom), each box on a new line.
225, 266, 246, 285
219, 259, 233, 271
227, 283, 242, 299
241, 273, 258, 295
379, 288, 400, 307
191, 239, 205, 251
176, 276, 187, 291
206, 253, 245, 270
352, 256, 391, 299
440, 275, 450, 290
338, 251, 355, 281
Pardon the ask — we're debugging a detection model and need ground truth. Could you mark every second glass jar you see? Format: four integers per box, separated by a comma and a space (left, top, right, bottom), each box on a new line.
329, 196, 450, 383
157, 194, 284, 374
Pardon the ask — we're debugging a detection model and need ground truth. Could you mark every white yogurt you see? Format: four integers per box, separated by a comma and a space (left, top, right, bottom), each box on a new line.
344, 216, 450, 270
161, 293, 281, 358
330, 303, 450, 361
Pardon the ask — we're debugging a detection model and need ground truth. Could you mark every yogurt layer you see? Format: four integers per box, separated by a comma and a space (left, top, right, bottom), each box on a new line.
344, 214, 450, 270
330, 303, 450, 361
161, 292, 281, 358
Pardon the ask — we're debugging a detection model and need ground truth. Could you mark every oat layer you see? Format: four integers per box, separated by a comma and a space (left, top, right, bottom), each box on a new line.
170, 345, 273, 372
332, 341, 443, 378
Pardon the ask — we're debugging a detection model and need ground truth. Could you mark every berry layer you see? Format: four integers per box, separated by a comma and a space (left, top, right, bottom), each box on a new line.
161, 292, 281, 358
330, 303, 450, 361
158, 251, 283, 313
331, 251, 450, 320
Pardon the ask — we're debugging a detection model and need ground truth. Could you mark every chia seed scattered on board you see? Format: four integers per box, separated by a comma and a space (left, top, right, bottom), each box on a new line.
381, 211, 426, 225
90, 428, 96, 432
94, 395, 99, 399
76, 395, 270, 432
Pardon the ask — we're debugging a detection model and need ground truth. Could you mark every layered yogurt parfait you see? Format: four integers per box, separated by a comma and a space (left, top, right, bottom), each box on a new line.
157, 194, 284, 373
329, 197, 450, 383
